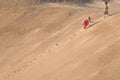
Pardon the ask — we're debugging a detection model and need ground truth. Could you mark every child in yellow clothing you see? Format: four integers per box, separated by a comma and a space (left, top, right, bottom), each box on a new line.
104, 1, 111, 18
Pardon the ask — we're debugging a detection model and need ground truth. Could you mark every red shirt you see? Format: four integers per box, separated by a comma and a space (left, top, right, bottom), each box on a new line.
82, 19, 89, 27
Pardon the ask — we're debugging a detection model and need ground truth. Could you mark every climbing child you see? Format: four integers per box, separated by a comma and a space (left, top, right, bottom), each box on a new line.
104, 1, 111, 18
82, 17, 91, 29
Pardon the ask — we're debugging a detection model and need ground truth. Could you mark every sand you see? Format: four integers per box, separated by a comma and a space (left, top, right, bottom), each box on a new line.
0, 1, 120, 80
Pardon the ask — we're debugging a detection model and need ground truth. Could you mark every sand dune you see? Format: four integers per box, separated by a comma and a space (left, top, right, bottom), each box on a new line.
0, 1, 120, 80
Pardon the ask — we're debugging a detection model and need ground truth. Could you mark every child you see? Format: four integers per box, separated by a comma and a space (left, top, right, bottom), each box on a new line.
82, 17, 91, 29
104, 1, 111, 18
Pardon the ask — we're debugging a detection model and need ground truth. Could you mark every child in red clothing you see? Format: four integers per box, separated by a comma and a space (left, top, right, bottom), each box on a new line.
82, 17, 91, 29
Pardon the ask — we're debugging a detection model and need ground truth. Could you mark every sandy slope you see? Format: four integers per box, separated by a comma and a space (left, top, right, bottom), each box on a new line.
0, 1, 120, 80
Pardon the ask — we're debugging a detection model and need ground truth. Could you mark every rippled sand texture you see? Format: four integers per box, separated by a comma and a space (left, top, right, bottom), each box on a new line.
0, 1, 120, 80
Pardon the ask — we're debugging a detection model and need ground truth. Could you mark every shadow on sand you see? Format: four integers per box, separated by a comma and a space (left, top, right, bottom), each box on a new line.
110, 11, 120, 16
87, 19, 102, 29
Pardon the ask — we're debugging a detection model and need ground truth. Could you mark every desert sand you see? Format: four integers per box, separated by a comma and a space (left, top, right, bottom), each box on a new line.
0, 0, 120, 80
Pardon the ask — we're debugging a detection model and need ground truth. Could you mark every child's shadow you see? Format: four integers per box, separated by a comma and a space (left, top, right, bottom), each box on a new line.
110, 11, 120, 16
87, 20, 101, 29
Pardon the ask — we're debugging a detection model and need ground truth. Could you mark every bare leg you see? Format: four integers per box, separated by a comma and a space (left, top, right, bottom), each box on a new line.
107, 13, 111, 16
82, 26, 87, 29
104, 14, 106, 18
